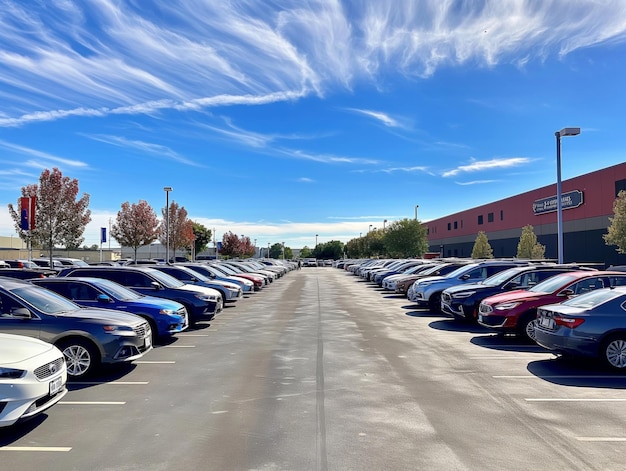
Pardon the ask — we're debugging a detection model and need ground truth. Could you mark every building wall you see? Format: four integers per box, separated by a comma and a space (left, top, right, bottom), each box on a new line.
426, 162, 626, 267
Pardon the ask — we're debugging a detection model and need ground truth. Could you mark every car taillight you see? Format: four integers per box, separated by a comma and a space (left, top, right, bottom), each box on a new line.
554, 316, 585, 329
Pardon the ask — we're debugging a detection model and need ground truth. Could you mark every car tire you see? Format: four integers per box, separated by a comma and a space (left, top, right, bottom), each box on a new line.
428, 292, 442, 313
57, 337, 100, 379
519, 312, 538, 342
601, 335, 626, 369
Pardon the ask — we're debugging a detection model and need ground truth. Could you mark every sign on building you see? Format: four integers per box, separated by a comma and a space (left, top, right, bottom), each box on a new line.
533, 190, 584, 215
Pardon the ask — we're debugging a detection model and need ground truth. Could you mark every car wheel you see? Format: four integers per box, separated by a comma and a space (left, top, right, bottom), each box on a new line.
601, 336, 626, 369
57, 338, 100, 378
428, 292, 442, 313
519, 312, 538, 342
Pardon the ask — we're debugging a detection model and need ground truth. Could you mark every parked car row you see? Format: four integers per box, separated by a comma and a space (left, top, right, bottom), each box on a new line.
339, 258, 626, 370
0, 258, 296, 428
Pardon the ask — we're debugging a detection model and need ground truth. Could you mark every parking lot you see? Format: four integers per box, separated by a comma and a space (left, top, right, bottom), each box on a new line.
2, 266, 626, 470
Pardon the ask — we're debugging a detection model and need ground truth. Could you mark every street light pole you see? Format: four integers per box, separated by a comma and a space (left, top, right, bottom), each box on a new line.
383, 219, 387, 230
555, 127, 580, 264
415, 204, 419, 221
315, 234, 318, 247
163, 186, 173, 263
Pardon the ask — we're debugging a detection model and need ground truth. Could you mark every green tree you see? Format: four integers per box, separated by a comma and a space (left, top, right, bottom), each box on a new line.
382, 219, 428, 258
269, 242, 284, 259
284, 247, 293, 259
517, 225, 546, 259
299, 246, 312, 258
471, 231, 494, 259
604, 190, 626, 254
192, 222, 212, 256
8, 167, 91, 267
111, 200, 160, 262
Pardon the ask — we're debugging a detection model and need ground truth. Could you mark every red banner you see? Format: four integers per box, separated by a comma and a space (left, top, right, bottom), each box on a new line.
20, 196, 37, 230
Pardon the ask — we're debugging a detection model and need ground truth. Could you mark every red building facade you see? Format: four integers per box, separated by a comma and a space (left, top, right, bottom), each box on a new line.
426, 162, 626, 267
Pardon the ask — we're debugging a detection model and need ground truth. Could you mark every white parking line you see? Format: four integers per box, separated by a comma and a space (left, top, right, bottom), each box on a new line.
176, 334, 209, 337
0, 446, 72, 452
495, 375, 625, 379
60, 401, 126, 405
526, 398, 626, 402
134, 361, 176, 364
71, 381, 149, 385
163, 345, 195, 348
576, 437, 626, 442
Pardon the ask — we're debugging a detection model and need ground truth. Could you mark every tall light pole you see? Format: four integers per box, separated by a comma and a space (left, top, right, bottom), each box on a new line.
315, 234, 318, 247
555, 127, 580, 263
415, 204, 419, 220
383, 219, 387, 230
369, 224, 373, 233
282, 242, 285, 260
163, 186, 173, 263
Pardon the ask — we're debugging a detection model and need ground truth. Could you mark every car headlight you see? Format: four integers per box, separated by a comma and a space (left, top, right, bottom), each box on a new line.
159, 309, 176, 315
195, 294, 219, 302
103, 325, 134, 333
452, 291, 475, 299
0, 367, 25, 379
495, 302, 521, 311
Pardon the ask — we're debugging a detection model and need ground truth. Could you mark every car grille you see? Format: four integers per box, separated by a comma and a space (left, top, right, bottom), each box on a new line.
134, 322, 150, 338
34, 357, 65, 380
479, 303, 493, 314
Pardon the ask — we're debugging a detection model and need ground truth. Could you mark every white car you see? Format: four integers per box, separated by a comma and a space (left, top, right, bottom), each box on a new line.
0, 333, 68, 427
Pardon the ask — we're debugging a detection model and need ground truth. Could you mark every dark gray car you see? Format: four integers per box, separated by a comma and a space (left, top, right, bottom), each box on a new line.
0, 278, 152, 378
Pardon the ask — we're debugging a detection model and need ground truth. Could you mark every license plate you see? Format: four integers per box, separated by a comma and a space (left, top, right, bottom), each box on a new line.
49, 376, 63, 396
145, 335, 151, 349
539, 317, 554, 329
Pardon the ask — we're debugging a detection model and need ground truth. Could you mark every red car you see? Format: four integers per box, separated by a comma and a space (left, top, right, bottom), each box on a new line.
477, 271, 626, 341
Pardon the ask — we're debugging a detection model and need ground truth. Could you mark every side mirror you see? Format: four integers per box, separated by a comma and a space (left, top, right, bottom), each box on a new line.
97, 294, 113, 303
559, 288, 575, 297
11, 307, 32, 319
150, 281, 162, 290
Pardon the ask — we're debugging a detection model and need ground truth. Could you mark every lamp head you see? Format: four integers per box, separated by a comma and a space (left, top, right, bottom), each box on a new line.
558, 127, 581, 137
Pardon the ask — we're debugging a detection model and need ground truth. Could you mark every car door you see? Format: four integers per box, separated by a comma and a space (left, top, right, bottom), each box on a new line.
0, 291, 41, 338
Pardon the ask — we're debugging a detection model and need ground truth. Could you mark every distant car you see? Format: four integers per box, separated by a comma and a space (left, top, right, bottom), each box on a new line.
0, 278, 152, 378
535, 287, 626, 369
4, 259, 39, 269
0, 333, 68, 427
56, 266, 222, 324
408, 260, 529, 312
30, 277, 189, 342
477, 271, 626, 341
441, 264, 595, 322
150, 265, 243, 303
31, 258, 65, 271
207, 263, 264, 290
0, 268, 53, 279
179, 263, 255, 293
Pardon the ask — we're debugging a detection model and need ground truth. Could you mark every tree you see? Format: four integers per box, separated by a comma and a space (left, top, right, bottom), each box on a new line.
111, 200, 159, 261
471, 231, 494, 259
604, 190, 626, 254
517, 225, 546, 259
284, 247, 293, 259
192, 222, 212, 256
382, 219, 428, 258
219, 231, 243, 258
269, 243, 284, 259
159, 201, 193, 260
8, 167, 91, 266
299, 246, 312, 258
313, 240, 345, 260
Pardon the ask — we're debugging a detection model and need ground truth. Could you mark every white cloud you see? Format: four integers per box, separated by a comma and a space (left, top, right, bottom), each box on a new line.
442, 157, 532, 177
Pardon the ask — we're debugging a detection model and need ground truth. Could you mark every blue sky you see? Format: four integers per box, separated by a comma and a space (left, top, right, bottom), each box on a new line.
1, 1, 626, 250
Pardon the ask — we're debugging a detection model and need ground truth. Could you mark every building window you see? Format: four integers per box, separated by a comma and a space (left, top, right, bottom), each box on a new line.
616, 179, 626, 196
478, 215, 483, 225
454, 221, 458, 229
500, 210, 504, 221
488, 212, 494, 223
447, 223, 451, 231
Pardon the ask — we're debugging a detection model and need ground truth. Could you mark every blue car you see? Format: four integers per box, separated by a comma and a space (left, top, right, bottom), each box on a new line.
30, 277, 188, 342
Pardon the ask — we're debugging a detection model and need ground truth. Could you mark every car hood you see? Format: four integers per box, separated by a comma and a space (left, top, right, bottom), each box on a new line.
126, 296, 183, 311
445, 283, 490, 294
481, 289, 547, 305
54, 307, 145, 325
0, 333, 56, 364
177, 283, 221, 297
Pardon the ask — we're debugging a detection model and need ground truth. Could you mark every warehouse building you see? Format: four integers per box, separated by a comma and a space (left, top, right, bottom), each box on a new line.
426, 162, 626, 268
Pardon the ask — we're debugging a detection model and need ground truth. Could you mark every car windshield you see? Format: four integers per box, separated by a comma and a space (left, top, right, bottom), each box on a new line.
212, 264, 236, 275
92, 279, 143, 301
559, 288, 625, 309
528, 273, 580, 293
481, 268, 524, 287
13, 285, 80, 314
146, 269, 185, 288
445, 264, 479, 279
183, 267, 211, 281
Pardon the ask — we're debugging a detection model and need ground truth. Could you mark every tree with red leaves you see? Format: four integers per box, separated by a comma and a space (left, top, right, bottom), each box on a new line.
111, 200, 160, 262
8, 167, 91, 265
